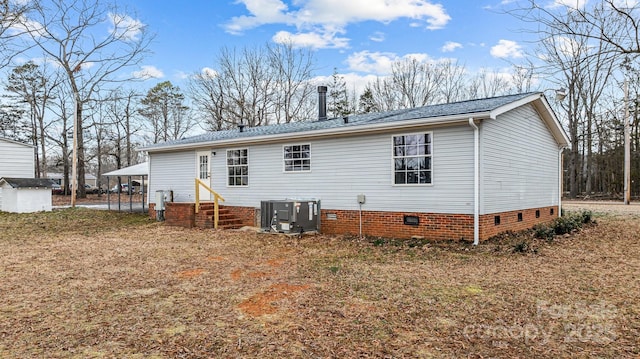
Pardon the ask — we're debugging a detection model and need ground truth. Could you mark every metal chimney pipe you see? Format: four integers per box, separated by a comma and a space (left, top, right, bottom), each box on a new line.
317, 86, 327, 121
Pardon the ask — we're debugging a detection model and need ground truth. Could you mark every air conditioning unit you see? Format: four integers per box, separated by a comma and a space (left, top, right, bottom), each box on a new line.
261, 199, 320, 234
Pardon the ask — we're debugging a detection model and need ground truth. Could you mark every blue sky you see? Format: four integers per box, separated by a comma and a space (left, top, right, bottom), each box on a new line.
118, 0, 540, 91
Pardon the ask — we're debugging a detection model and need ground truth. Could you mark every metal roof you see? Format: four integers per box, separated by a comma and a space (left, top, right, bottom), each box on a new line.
103, 162, 149, 177
141, 92, 563, 152
0, 177, 53, 188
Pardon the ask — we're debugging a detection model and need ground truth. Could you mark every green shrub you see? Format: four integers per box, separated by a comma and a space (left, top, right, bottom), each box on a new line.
534, 224, 555, 241
580, 210, 593, 224
532, 210, 594, 241
513, 240, 529, 253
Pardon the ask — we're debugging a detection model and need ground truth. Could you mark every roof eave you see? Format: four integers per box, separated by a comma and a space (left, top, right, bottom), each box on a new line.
140, 112, 492, 153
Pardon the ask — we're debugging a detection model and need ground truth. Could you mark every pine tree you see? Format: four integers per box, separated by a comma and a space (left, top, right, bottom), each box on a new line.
358, 87, 377, 114
328, 68, 350, 118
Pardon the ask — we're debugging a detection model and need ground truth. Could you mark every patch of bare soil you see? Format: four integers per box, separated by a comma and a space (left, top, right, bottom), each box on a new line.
0, 206, 639, 358
238, 283, 310, 317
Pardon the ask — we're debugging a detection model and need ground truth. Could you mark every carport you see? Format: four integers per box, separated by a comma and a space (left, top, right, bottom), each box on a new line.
103, 162, 148, 213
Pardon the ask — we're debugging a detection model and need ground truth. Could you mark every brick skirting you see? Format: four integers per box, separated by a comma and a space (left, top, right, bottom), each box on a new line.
149, 202, 558, 241
321, 209, 474, 240
479, 206, 558, 239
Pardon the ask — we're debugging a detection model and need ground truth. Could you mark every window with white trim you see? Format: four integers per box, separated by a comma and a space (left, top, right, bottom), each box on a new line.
226, 149, 248, 186
283, 144, 311, 172
393, 133, 432, 184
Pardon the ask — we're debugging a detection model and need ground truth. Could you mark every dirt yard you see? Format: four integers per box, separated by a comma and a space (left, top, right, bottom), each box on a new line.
0, 204, 639, 358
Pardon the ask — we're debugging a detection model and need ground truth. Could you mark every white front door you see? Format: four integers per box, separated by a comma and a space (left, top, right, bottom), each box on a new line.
196, 150, 211, 201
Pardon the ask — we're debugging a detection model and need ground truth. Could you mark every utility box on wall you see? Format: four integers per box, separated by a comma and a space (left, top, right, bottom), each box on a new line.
260, 199, 320, 234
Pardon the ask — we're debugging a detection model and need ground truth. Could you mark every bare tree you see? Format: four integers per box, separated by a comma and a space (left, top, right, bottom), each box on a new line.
438, 59, 467, 103
46, 84, 73, 194
465, 68, 512, 99
518, 1, 622, 198
188, 70, 229, 131
188, 43, 316, 129
17, 0, 152, 197
509, 1, 640, 57
5, 61, 60, 177
0, 0, 36, 67
392, 58, 445, 107
268, 42, 315, 124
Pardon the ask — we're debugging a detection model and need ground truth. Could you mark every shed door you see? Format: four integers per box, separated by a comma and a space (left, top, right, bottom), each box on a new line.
196, 151, 211, 201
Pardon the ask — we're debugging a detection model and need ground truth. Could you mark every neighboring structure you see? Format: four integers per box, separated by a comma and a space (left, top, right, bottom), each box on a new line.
0, 178, 52, 213
0, 137, 35, 178
0, 138, 35, 211
47, 172, 98, 188
140, 92, 570, 243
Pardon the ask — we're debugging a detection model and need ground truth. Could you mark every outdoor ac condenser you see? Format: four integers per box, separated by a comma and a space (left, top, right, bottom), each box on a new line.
260, 199, 320, 234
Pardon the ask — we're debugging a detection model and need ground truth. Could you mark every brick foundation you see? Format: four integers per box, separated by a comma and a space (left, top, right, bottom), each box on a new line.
321, 209, 474, 240
321, 206, 558, 241
148, 202, 558, 241
479, 206, 558, 239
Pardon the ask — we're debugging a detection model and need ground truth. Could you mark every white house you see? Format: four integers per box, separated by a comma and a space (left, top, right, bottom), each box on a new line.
0, 178, 52, 213
140, 92, 570, 243
0, 138, 35, 210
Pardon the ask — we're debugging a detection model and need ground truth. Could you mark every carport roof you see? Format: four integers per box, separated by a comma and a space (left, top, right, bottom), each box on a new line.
103, 162, 148, 177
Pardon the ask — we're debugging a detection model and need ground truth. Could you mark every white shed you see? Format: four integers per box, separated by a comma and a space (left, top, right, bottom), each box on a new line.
0, 178, 53, 213
0, 138, 36, 210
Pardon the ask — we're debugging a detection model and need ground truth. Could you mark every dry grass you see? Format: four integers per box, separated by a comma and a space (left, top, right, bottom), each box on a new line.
0, 206, 639, 358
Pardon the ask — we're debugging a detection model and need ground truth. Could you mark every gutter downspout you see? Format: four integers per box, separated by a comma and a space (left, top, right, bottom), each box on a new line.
558, 147, 566, 217
469, 118, 479, 245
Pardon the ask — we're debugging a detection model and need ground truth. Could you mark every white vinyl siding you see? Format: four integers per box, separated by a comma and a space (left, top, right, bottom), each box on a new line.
0, 139, 35, 179
480, 104, 560, 214
148, 150, 198, 203
208, 126, 474, 214
0, 139, 34, 209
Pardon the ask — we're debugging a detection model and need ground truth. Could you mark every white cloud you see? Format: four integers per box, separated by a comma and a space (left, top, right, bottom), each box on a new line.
369, 31, 385, 42
108, 13, 144, 41
347, 51, 399, 74
224, 0, 451, 49
441, 41, 462, 52
7, 15, 46, 37
200, 67, 218, 78
490, 39, 524, 58
346, 50, 435, 75
273, 29, 349, 49
132, 65, 164, 80
549, 0, 587, 9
